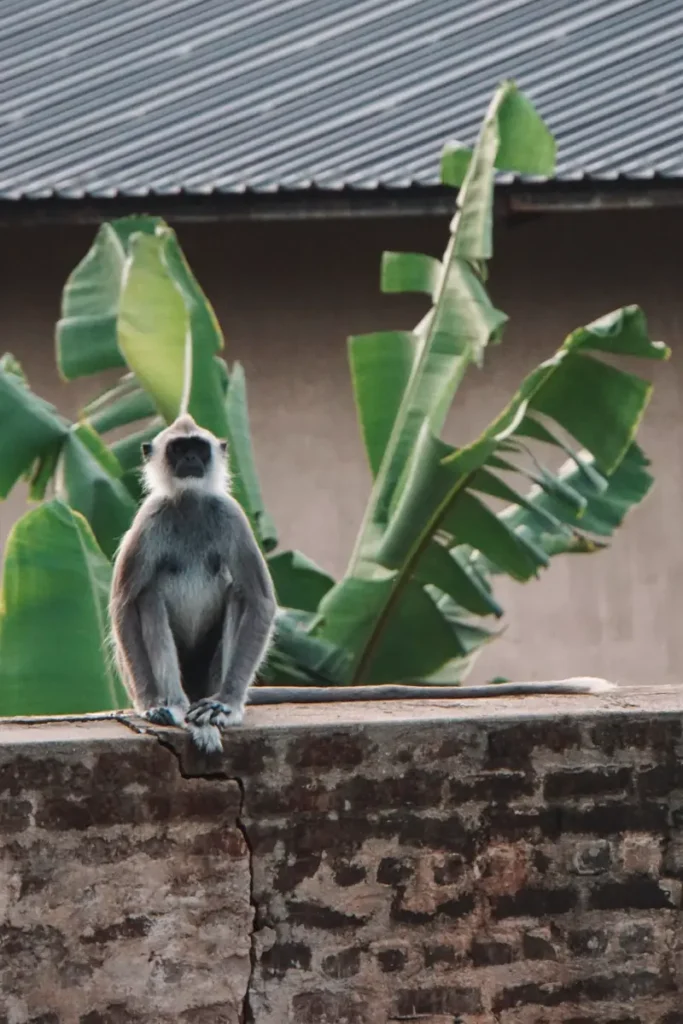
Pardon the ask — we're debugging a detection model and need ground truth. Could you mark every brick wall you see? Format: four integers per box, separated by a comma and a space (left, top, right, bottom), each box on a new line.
1, 686, 683, 1023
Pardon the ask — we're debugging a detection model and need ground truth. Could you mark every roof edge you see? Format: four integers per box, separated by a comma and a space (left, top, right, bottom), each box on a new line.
0, 179, 682, 225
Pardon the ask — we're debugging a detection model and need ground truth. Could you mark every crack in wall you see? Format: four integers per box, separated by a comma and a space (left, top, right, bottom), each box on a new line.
235, 775, 257, 1024
135, 719, 259, 1024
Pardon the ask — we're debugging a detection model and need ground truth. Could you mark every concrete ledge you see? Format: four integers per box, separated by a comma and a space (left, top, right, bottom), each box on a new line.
1, 685, 682, 1023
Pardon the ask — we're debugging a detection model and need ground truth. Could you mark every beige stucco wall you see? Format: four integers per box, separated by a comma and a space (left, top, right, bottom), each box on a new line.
0, 208, 680, 685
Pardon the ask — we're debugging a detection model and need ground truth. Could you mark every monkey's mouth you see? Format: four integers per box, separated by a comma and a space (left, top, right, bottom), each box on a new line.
173, 459, 206, 478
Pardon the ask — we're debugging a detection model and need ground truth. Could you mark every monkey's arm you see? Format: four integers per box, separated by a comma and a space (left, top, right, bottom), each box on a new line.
186, 503, 277, 729
218, 509, 277, 709
246, 678, 617, 704
110, 521, 184, 716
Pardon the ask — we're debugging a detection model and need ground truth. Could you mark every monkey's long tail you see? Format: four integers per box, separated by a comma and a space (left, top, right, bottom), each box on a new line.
247, 677, 617, 704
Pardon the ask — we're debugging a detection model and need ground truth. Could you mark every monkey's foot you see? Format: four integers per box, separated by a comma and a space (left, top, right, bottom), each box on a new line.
185, 723, 223, 755
186, 699, 243, 730
143, 705, 187, 727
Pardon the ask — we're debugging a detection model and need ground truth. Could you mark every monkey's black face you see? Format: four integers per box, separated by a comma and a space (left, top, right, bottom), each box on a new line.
166, 436, 212, 479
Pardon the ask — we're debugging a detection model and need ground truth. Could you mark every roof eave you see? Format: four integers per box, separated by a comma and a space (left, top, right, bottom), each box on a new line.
0, 178, 682, 225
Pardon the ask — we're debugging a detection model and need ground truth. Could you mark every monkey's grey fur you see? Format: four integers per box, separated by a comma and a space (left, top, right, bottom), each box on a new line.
110, 415, 616, 755
109, 414, 277, 754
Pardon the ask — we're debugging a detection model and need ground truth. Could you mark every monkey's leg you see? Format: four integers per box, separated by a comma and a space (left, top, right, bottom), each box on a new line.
187, 596, 273, 734
137, 590, 189, 727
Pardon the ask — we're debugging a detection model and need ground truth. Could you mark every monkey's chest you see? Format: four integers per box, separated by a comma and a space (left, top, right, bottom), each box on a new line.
158, 553, 230, 648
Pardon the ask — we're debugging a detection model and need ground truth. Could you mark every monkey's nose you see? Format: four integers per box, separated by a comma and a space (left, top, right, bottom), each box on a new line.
176, 455, 204, 478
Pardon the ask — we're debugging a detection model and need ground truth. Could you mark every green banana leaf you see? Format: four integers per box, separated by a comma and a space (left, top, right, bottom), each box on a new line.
56, 424, 137, 559
56, 217, 162, 379
0, 500, 127, 714
0, 360, 69, 498
478, 441, 654, 566
117, 230, 195, 424
261, 610, 350, 687
318, 303, 668, 685
347, 80, 555, 568
225, 362, 278, 552
268, 550, 335, 612
55, 215, 277, 550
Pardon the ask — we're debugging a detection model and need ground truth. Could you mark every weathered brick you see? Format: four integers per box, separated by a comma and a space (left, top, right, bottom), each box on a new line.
291, 991, 369, 1024
377, 856, 412, 885
287, 733, 368, 769
332, 862, 366, 887
559, 802, 669, 835
0, 798, 32, 832
493, 969, 672, 1011
0, 924, 67, 970
249, 778, 330, 817
433, 854, 464, 885
620, 834, 663, 875
591, 719, 681, 754
494, 886, 578, 919
321, 947, 361, 979
179, 1006, 238, 1023
448, 771, 534, 803
636, 763, 683, 797
274, 852, 321, 892
570, 840, 614, 875
377, 948, 406, 973
334, 770, 446, 811
376, 812, 474, 853
80, 1007, 146, 1024
486, 722, 582, 770
470, 938, 516, 966
618, 923, 656, 954
80, 917, 151, 945
286, 900, 367, 930
590, 878, 680, 910
566, 927, 609, 956
395, 986, 483, 1016
260, 942, 311, 978
484, 805, 561, 838
391, 892, 475, 925
565, 1018, 641, 1024
424, 944, 460, 967
544, 767, 631, 800
522, 931, 558, 960
220, 736, 274, 774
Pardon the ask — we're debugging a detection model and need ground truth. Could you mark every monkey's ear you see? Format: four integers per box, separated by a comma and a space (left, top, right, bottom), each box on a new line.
219, 440, 227, 454
141, 442, 152, 460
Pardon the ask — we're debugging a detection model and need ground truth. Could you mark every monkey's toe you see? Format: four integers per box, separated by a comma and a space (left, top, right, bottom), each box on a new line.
187, 699, 241, 730
143, 705, 186, 727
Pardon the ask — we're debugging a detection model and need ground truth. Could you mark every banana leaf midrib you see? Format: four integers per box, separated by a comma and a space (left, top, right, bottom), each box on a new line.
346, 86, 513, 576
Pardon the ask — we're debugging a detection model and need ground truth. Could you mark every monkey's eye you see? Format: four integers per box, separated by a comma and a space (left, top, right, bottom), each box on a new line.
141, 442, 153, 460
219, 440, 227, 454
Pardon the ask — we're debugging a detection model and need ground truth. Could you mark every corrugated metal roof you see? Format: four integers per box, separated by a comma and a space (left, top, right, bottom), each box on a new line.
0, 0, 681, 200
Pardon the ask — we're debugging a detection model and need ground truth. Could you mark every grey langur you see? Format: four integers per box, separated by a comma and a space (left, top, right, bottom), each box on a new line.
110, 415, 616, 754
109, 413, 277, 754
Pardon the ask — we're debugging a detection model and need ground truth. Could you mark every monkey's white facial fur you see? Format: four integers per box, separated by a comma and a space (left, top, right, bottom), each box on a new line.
141, 414, 229, 496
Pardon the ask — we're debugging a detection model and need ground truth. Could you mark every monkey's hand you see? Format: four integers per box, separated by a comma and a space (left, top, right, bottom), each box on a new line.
186, 698, 243, 730
143, 704, 188, 728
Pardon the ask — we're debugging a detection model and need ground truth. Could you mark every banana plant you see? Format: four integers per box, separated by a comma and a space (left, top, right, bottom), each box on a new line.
306, 80, 669, 685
